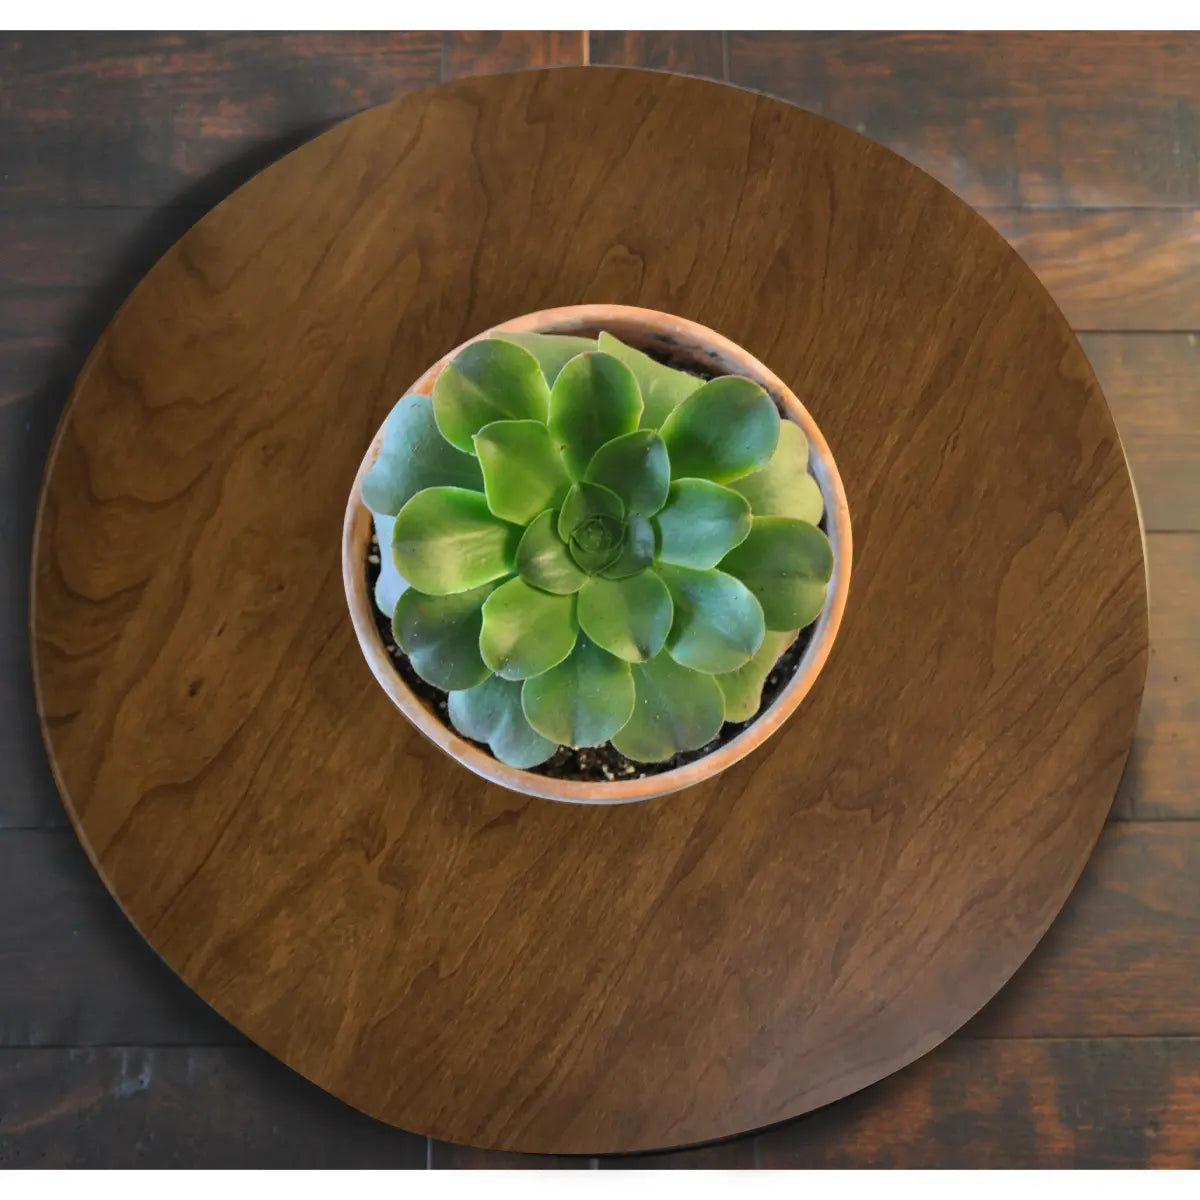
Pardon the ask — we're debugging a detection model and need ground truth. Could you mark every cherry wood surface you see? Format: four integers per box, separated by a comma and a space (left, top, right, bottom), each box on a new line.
26, 60, 1147, 1155
2, 32, 1194, 1168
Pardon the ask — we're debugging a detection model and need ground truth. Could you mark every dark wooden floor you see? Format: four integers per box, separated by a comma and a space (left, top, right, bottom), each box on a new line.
1, 31, 1197, 1169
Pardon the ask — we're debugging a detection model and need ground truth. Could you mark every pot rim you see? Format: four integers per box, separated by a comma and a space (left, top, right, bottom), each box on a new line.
342, 304, 853, 803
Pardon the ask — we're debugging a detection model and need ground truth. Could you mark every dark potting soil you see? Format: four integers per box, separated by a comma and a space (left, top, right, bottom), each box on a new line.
363, 338, 824, 782
365, 532, 816, 783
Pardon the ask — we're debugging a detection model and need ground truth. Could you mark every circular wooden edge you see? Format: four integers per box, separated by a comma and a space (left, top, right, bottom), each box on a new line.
27, 68, 1149, 1154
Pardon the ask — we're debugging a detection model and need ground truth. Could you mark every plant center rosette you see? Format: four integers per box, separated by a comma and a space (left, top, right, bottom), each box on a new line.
361, 329, 834, 769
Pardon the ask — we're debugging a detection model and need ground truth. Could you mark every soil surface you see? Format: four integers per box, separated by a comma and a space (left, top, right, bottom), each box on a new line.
365, 533, 816, 782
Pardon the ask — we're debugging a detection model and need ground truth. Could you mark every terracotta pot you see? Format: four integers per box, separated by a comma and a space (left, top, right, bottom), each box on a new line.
342, 304, 852, 804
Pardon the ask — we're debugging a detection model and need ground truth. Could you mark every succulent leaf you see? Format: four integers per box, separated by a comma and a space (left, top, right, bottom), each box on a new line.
361, 394, 484, 517
548, 351, 643, 477
521, 634, 635, 748
716, 629, 798, 722
473, 419, 571, 525
657, 563, 765, 675
557, 480, 626, 573
371, 514, 408, 617
479, 577, 578, 680
369, 328, 836, 771
557, 480, 625, 541
577, 571, 673, 663
449, 675, 556, 768
598, 332, 702, 429
392, 487, 521, 595
393, 582, 495, 691
659, 376, 780, 483
599, 513, 656, 580
653, 478, 752, 570
584, 429, 670, 516
433, 338, 551, 453
515, 510, 588, 594
492, 331, 594, 384
611, 653, 726, 763
720, 517, 834, 630
731, 420, 823, 523
568, 529, 624, 575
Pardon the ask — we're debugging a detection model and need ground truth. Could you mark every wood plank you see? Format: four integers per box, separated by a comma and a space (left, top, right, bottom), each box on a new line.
1116, 641, 1200, 821
430, 1143, 589, 1169
755, 1036, 1200, 1168
599, 1138, 756, 1168
0, 1046, 425, 1167
969, 822, 1200, 1036
443, 31, 585, 79
0, 32, 441, 208
0, 831, 239, 1044
0, 358, 73, 827
0, 387, 69, 828
588, 32, 725, 77
990, 208, 1200, 331
0, 207, 205, 292
1082, 334, 1200, 532
1113, 535, 1200, 819
0, 651, 64, 830
727, 32, 1200, 208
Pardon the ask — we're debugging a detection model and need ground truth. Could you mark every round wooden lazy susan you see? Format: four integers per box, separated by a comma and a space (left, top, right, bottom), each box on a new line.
31, 68, 1148, 1156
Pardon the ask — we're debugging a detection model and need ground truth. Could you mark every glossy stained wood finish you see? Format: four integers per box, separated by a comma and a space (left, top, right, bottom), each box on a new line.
29, 65, 1147, 1155
596, 33, 1200, 333
4, 29, 1192, 1169
8, 817, 1200, 1053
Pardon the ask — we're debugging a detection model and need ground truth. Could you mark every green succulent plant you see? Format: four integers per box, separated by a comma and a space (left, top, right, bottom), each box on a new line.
362, 329, 834, 768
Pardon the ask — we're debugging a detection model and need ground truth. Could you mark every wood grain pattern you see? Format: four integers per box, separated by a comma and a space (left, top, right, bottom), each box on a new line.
589, 31, 726, 77
0, 207, 207, 292
29, 67, 1147, 1154
1115, 535, 1200, 819
991, 208, 1200, 330
728, 32, 1200, 208
443, 31, 584, 78
0, 32, 441, 208
0, 658, 59, 830
756, 1036, 1200, 1168
5, 817, 1195, 1052
0, 1047, 425, 1167
0, 832, 239, 1044
9, 326, 1188, 834
1083, 334, 1200, 531
968, 822, 1200, 1036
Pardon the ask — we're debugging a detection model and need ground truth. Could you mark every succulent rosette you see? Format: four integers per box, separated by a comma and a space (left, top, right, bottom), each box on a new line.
362, 330, 834, 768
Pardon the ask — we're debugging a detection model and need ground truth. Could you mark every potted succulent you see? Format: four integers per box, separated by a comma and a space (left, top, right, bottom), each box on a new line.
342, 305, 851, 803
